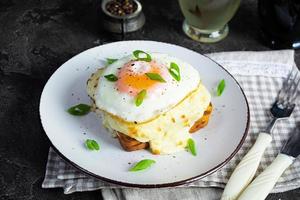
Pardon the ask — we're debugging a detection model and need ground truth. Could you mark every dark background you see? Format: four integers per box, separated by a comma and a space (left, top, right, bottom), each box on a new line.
0, 0, 299, 199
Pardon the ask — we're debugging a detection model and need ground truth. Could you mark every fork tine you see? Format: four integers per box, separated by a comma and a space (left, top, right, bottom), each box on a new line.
280, 70, 294, 91
277, 70, 299, 105
289, 73, 300, 104
277, 70, 293, 100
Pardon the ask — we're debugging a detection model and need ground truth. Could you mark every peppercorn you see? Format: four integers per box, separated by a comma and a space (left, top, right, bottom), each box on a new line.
106, 0, 138, 16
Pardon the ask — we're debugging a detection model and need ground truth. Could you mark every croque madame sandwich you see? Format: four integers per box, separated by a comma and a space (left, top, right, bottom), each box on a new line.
87, 51, 212, 154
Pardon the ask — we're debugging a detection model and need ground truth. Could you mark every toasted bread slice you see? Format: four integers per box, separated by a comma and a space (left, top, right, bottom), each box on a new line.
117, 132, 149, 151
189, 103, 213, 133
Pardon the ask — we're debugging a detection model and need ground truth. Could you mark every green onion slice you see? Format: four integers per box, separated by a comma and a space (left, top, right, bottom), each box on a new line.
104, 74, 118, 82
145, 73, 166, 82
133, 50, 152, 62
217, 79, 226, 96
187, 138, 197, 156
85, 139, 100, 151
106, 58, 118, 65
67, 104, 91, 116
135, 89, 147, 107
169, 62, 180, 81
129, 159, 156, 172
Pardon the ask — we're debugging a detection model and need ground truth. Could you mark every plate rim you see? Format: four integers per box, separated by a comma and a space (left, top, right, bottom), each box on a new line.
40, 40, 250, 188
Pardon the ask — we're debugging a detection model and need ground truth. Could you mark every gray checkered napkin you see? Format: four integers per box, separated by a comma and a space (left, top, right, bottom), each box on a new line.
42, 50, 300, 194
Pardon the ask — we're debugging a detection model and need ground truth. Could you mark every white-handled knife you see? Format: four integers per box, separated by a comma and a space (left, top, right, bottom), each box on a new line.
238, 127, 300, 200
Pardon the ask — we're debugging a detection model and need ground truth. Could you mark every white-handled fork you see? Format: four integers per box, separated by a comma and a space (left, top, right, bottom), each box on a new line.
221, 69, 300, 200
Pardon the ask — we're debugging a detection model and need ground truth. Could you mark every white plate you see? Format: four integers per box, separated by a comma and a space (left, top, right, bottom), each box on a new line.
40, 41, 249, 187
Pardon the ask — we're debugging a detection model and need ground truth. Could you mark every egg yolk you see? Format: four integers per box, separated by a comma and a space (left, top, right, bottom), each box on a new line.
116, 60, 167, 96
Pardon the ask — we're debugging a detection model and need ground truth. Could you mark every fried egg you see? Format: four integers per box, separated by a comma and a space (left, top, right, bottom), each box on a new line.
87, 51, 211, 154
93, 53, 200, 122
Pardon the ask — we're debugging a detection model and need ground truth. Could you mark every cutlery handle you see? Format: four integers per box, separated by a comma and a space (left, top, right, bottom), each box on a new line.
221, 132, 272, 200
238, 153, 294, 200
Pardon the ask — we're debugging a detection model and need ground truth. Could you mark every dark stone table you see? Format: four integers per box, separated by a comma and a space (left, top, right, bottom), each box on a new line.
0, 0, 299, 199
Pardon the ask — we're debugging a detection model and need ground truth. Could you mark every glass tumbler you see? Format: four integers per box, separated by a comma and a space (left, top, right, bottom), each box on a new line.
178, 0, 241, 43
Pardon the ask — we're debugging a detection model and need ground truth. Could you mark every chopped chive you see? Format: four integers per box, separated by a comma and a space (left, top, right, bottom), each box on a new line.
129, 159, 156, 172
133, 50, 151, 62
145, 73, 166, 82
104, 74, 118, 82
67, 104, 91, 116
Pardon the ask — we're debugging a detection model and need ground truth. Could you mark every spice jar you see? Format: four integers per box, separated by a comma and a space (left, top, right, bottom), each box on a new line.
100, 0, 145, 34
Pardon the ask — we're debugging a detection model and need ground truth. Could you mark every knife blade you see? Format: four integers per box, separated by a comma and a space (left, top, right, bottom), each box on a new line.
281, 126, 300, 157
238, 127, 300, 200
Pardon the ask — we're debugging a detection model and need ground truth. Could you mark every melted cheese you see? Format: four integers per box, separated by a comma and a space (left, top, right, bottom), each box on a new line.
101, 83, 211, 154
